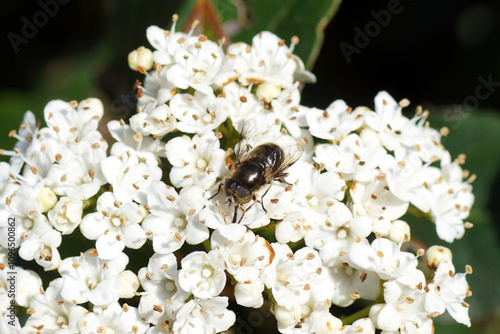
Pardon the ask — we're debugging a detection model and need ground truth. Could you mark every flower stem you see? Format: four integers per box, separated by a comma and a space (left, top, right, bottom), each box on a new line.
406, 205, 432, 220
340, 304, 372, 325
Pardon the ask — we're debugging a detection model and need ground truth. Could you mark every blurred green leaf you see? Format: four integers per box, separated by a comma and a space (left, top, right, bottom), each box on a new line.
434, 320, 471, 334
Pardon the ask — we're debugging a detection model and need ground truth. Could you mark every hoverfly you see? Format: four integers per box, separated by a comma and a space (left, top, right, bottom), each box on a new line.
210, 119, 303, 224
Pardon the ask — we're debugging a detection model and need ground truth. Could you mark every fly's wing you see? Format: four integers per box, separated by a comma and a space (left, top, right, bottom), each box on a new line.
234, 119, 257, 167
268, 142, 304, 182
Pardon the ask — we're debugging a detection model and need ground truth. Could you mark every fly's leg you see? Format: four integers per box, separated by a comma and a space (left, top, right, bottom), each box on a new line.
235, 204, 248, 224
208, 178, 225, 200
257, 183, 273, 213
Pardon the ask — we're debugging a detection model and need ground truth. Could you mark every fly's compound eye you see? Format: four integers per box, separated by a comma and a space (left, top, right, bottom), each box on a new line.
225, 179, 252, 204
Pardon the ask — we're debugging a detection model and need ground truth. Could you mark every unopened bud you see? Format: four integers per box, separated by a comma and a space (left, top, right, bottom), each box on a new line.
118, 270, 140, 299
426, 245, 452, 269
138, 204, 149, 220
128, 46, 154, 72
255, 82, 282, 102
78, 98, 104, 120
387, 220, 411, 243
37, 187, 57, 213
273, 304, 301, 327
359, 127, 382, 147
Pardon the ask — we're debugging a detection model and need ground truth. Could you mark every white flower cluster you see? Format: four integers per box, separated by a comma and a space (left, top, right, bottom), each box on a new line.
1, 14, 474, 334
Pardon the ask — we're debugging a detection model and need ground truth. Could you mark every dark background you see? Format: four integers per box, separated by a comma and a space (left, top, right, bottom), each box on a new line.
1, 1, 499, 112
1, 1, 499, 333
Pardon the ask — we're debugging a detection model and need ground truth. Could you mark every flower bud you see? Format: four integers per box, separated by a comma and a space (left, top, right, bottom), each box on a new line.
426, 245, 453, 269
359, 127, 382, 147
234, 281, 264, 308
118, 270, 140, 299
273, 304, 302, 327
138, 204, 149, 220
256, 82, 282, 102
78, 98, 104, 120
128, 46, 154, 72
37, 187, 57, 213
388, 220, 411, 243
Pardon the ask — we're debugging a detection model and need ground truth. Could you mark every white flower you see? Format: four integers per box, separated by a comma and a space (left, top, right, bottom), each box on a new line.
222, 82, 267, 129
77, 302, 150, 334
218, 31, 310, 88
1, 314, 20, 334
137, 66, 176, 109
13, 110, 38, 158
363, 91, 414, 151
326, 262, 380, 307
314, 133, 387, 182
101, 154, 162, 204
211, 229, 273, 282
2, 184, 45, 249
44, 129, 108, 199
427, 151, 474, 242
271, 83, 308, 138
12, 270, 43, 308
18, 224, 62, 271
43, 99, 102, 147
273, 278, 338, 333
142, 182, 209, 254
129, 103, 177, 137
286, 161, 346, 215
172, 297, 236, 334
425, 257, 471, 326
275, 210, 319, 244
47, 196, 83, 235
370, 275, 430, 333
345, 238, 418, 281
379, 148, 439, 213
108, 120, 166, 164
306, 100, 365, 142
80, 192, 147, 260
58, 250, 130, 305
261, 243, 327, 308
234, 279, 265, 308
169, 91, 230, 134
0, 253, 43, 308
138, 253, 189, 324
22, 278, 88, 333
146, 19, 196, 66
178, 250, 226, 299
166, 36, 224, 94
339, 318, 376, 334
305, 200, 371, 267
350, 179, 409, 235
165, 132, 228, 189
